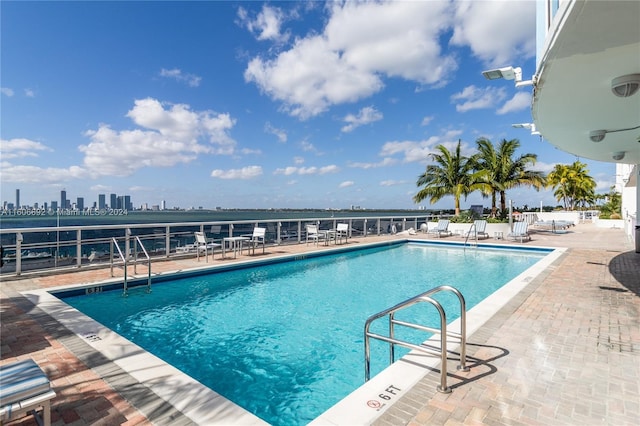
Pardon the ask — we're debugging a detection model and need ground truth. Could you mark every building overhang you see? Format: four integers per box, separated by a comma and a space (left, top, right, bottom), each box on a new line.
532, 0, 640, 164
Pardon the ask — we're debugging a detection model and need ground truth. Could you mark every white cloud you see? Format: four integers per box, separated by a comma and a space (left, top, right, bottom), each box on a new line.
1, 87, 14, 97
159, 68, 202, 87
421, 116, 434, 126
0, 164, 87, 183
244, 1, 455, 119
497, 91, 531, 115
378, 133, 470, 164
0, 138, 53, 159
339, 181, 354, 188
349, 157, 397, 169
79, 98, 236, 177
293, 156, 304, 165
451, 0, 536, 68
24, 88, 35, 97
380, 180, 406, 186
211, 165, 263, 179
238, 4, 290, 43
341, 106, 383, 133
451, 85, 506, 112
274, 164, 339, 175
264, 122, 288, 142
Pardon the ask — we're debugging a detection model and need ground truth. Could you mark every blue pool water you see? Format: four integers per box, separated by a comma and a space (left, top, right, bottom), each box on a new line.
61, 242, 548, 425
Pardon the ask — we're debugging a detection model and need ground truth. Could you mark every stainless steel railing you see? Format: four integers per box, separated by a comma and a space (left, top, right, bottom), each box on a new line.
364, 285, 468, 393
0, 214, 437, 276
110, 236, 151, 296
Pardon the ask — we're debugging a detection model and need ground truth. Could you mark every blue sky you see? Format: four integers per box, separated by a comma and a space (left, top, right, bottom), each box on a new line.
1, 1, 615, 211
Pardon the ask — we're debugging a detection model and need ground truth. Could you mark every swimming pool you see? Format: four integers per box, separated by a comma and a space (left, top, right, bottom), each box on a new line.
54, 241, 551, 425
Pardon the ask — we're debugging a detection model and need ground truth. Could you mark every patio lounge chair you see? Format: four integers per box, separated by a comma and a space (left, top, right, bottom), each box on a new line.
195, 231, 221, 262
246, 227, 266, 255
508, 221, 531, 242
427, 219, 452, 238
0, 359, 56, 426
464, 220, 489, 240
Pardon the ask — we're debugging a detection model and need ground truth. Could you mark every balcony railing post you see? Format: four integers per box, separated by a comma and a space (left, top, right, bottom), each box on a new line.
76, 229, 82, 268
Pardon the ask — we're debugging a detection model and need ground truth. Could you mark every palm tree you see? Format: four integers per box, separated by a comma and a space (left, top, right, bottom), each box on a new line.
547, 164, 572, 209
414, 140, 488, 216
474, 138, 546, 217
495, 139, 546, 216
474, 138, 500, 217
547, 161, 596, 210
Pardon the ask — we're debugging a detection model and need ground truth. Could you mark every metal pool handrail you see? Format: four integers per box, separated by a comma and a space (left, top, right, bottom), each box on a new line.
110, 236, 151, 296
364, 285, 468, 393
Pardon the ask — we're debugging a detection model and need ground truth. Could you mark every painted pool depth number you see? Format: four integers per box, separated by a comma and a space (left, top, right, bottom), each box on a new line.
367, 384, 401, 411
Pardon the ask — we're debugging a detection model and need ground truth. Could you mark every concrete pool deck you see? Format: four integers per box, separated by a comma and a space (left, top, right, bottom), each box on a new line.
1, 223, 638, 425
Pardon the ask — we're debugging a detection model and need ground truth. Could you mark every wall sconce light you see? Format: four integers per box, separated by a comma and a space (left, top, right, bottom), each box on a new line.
482, 66, 533, 88
612, 151, 626, 161
589, 129, 606, 142
611, 74, 640, 98
512, 123, 541, 135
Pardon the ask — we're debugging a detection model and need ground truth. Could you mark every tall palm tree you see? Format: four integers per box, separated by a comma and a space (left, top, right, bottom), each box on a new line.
414, 140, 488, 216
493, 139, 546, 216
474, 138, 501, 217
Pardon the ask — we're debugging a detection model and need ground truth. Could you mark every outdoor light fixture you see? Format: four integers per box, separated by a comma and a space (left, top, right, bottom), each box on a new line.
512, 123, 540, 135
589, 125, 640, 142
481, 66, 533, 87
611, 74, 640, 98
589, 129, 607, 142
612, 151, 626, 161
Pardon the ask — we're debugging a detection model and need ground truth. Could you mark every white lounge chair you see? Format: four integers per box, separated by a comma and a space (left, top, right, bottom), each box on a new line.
508, 221, 531, 242
464, 220, 489, 240
247, 227, 266, 255
428, 219, 452, 238
0, 359, 56, 426
195, 231, 221, 262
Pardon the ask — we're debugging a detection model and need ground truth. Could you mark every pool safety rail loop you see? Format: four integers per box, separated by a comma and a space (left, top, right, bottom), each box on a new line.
463, 222, 478, 249
110, 236, 152, 296
364, 285, 468, 393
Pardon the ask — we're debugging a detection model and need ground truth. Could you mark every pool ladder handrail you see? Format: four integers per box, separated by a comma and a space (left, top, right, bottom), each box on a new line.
110, 236, 152, 296
364, 285, 469, 393
463, 222, 478, 249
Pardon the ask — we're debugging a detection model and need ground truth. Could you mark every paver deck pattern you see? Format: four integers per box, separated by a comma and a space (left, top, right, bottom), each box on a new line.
1, 223, 639, 425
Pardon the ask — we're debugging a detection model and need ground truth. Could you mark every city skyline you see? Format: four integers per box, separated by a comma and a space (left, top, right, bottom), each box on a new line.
2, 188, 136, 212
1, 1, 616, 210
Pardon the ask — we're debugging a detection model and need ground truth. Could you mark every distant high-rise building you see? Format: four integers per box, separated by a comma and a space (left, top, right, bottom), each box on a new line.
77, 197, 84, 210
98, 194, 106, 209
124, 195, 131, 210
61, 189, 67, 209
110, 193, 117, 209
51, 201, 58, 211
15, 189, 20, 208
161, 200, 166, 210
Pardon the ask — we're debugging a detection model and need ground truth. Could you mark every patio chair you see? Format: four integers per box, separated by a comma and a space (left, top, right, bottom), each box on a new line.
427, 219, 452, 238
306, 224, 325, 245
464, 220, 489, 240
195, 231, 221, 262
0, 359, 56, 426
508, 221, 531, 242
335, 223, 349, 244
247, 227, 266, 255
